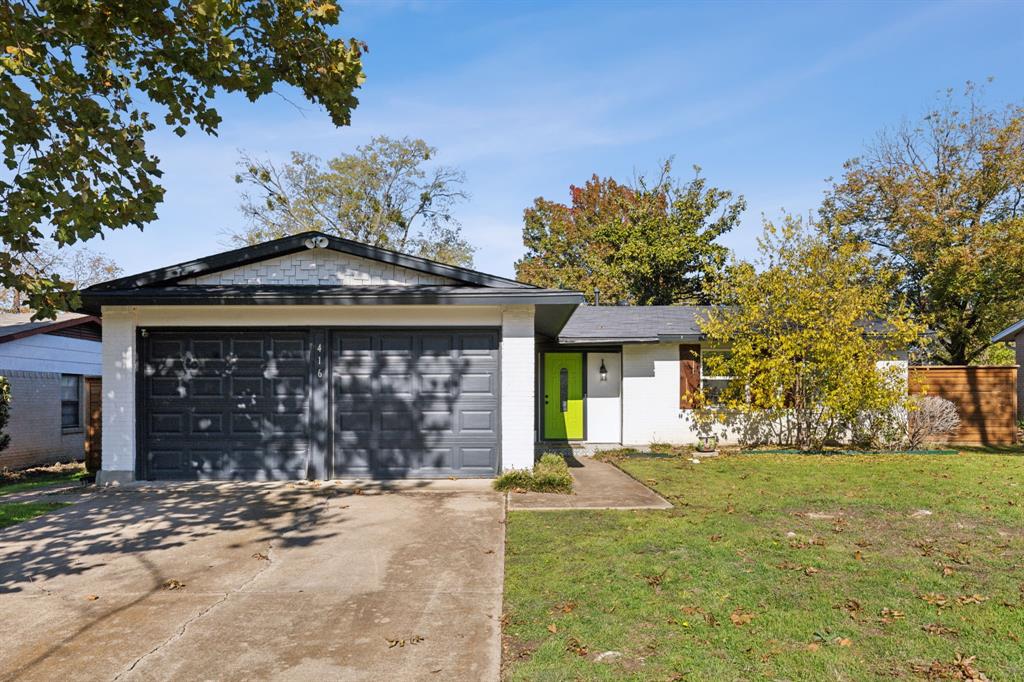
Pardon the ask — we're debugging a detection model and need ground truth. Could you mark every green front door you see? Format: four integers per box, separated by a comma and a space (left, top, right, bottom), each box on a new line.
543, 353, 584, 440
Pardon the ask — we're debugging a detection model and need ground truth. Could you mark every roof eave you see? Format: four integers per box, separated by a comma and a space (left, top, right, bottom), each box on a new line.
992, 319, 1024, 343
85, 231, 533, 291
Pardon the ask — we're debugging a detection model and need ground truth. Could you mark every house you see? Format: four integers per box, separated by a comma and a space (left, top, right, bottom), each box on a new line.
992, 319, 1024, 419
539, 305, 726, 448
79, 232, 582, 483
0, 312, 103, 470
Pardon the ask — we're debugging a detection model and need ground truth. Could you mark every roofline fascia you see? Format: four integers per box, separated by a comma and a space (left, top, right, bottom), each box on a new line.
992, 318, 1024, 343
85, 231, 533, 291
0, 315, 102, 345
78, 289, 584, 314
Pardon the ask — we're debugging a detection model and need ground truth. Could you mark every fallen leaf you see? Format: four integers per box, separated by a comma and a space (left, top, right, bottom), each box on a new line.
834, 637, 852, 647
547, 623, 558, 634
879, 608, 905, 624
921, 623, 958, 635
85, 594, 99, 601
566, 637, 588, 656
803, 566, 820, 576
920, 592, 950, 608
709, 534, 723, 542
162, 579, 185, 591
251, 552, 269, 561
806, 642, 821, 652
730, 609, 754, 626
956, 594, 988, 606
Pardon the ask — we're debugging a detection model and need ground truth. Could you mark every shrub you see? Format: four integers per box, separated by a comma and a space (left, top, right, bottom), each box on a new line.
493, 453, 573, 494
906, 396, 960, 449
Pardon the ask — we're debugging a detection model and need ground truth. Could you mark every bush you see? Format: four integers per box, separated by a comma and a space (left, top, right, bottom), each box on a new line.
493, 453, 573, 494
907, 396, 960, 449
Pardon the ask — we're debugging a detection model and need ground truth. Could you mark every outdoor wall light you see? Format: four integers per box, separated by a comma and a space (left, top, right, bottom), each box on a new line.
599, 358, 608, 381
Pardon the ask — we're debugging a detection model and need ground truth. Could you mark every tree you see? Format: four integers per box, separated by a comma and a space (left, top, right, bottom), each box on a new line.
829, 83, 1024, 364
695, 216, 924, 450
1, 1, 366, 318
515, 160, 744, 304
0, 244, 122, 312
231, 136, 475, 266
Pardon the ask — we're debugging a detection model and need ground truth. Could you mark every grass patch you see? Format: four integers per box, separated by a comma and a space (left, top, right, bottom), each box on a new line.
503, 451, 1024, 680
0, 461, 87, 497
495, 453, 573, 494
0, 501, 69, 528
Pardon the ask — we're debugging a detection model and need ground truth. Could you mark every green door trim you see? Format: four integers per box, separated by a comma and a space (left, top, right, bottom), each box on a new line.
541, 352, 586, 441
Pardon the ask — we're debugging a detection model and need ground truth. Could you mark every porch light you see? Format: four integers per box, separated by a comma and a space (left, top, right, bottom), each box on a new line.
599, 358, 608, 381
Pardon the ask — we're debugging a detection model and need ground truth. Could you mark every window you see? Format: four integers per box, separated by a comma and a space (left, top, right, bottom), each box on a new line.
61, 374, 81, 429
700, 349, 734, 406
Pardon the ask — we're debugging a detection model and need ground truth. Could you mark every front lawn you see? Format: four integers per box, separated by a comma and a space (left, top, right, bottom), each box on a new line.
502, 452, 1024, 680
0, 501, 69, 528
0, 461, 86, 496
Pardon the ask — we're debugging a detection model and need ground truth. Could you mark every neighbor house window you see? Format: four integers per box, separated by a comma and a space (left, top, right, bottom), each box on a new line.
700, 349, 734, 406
61, 374, 81, 429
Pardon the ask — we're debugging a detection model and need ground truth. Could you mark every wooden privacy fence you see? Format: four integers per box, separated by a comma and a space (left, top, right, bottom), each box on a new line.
908, 366, 1019, 445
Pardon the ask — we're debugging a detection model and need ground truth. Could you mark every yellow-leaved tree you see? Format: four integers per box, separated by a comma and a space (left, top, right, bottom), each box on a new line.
695, 216, 925, 450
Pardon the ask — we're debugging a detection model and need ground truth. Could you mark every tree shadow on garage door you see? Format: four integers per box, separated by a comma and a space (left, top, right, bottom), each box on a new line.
330, 329, 499, 478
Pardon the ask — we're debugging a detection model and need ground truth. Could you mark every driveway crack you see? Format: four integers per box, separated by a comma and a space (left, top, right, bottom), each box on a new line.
111, 496, 329, 680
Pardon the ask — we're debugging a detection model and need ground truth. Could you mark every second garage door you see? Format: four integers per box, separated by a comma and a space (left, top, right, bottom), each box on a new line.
331, 329, 500, 478
139, 327, 500, 480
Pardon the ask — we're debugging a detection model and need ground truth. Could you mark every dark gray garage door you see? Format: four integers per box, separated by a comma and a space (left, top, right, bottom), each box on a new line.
140, 330, 313, 480
139, 328, 500, 480
331, 330, 500, 478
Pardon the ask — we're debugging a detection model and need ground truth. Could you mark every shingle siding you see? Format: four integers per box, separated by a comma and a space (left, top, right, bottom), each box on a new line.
183, 250, 455, 287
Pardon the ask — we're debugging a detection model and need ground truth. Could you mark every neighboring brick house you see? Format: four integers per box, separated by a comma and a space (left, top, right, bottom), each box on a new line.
993, 319, 1024, 420
0, 312, 102, 470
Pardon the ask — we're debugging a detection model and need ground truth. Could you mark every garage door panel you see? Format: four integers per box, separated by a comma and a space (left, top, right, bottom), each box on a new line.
142, 330, 312, 480
330, 329, 499, 477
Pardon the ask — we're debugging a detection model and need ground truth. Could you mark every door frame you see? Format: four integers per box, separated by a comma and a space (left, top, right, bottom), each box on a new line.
539, 351, 587, 441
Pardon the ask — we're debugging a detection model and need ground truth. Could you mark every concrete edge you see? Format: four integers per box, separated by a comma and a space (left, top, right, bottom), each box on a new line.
507, 500, 674, 512
604, 458, 676, 508
96, 469, 134, 486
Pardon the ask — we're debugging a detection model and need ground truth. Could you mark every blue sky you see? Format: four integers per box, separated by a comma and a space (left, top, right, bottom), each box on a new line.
98, 0, 1024, 279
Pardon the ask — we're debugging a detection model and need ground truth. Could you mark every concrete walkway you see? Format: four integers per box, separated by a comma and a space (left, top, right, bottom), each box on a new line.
0, 480, 505, 681
507, 457, 673, 511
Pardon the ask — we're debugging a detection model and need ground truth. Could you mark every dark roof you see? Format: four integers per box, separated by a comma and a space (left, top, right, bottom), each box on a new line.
0, 312, 101, 344
558, 305, 714, 344
84, 231, 533, 292
79, 286, 583, 337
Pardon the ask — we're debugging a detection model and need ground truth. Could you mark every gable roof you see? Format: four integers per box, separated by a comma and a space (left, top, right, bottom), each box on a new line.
0, 312, 101, 344
558, 305, 714, 344
993, 318, 1024, 343
85, 231, 532, 291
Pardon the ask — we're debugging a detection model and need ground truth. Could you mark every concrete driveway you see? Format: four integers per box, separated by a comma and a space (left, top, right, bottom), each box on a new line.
0, 480, 505, 681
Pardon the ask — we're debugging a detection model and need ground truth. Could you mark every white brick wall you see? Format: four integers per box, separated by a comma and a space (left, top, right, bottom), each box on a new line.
621, 342, 706, 446
0, 370, 85, 470
183, 250, 454, 286
500, 305, 536, 470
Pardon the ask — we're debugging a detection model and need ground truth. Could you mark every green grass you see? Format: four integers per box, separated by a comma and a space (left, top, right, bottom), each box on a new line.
502, 451, 1024, 680
0, 463, 86, 497
0, 501, 69, 528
